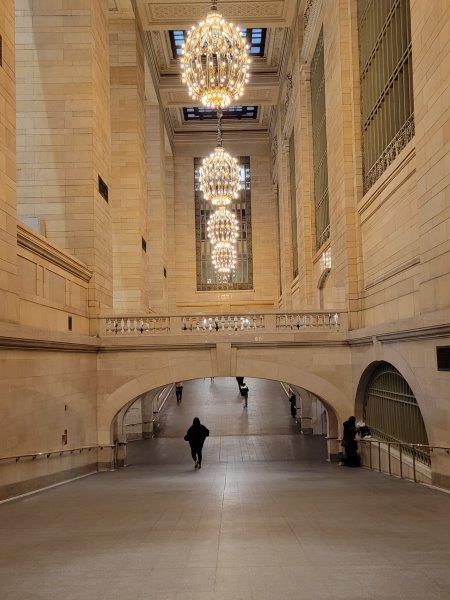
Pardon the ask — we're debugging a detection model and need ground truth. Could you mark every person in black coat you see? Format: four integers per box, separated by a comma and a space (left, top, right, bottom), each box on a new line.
289, 394, 297, 419
342, 416, 360, 467
184, 417, 210, 469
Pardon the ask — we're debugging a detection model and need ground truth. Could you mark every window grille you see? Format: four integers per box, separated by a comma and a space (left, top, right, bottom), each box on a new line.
357, 0, 415, 193
194, 156, 253, 290
183, 106, 258, 121
363, 362, 429, 464
311, 28, 330, 251
289, 133, 298, 279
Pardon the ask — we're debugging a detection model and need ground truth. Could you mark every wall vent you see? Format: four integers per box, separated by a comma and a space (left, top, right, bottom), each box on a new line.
98, 175, 108, 202
68, 315, 73, 331
163, 267, 167, 278
141, 237, 147, 252
437, 346, 450, 371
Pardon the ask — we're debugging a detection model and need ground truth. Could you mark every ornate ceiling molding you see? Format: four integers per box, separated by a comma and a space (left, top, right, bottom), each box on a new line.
135, 0, 297, 30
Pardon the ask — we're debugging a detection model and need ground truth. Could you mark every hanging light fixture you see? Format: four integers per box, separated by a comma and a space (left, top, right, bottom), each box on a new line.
207, 206, 239, 245
199, 111, 241, 206
180, 0, 251, 109
212, 241, 237, 274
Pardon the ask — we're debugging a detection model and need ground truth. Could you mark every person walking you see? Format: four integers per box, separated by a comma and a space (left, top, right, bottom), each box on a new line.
240, 384, 249, 408
236, 376, 244, 390
175, 381, 183, 404
342, 416, 360, 467
289, 394, 297, 420
184, 417, 210, 469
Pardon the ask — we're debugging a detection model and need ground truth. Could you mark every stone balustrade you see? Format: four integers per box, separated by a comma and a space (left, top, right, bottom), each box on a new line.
102, 312, 344, 335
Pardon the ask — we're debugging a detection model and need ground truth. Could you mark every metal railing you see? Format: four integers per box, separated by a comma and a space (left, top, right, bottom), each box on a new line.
358, 438, 449, 484
102, 311, 344, 336
0, 445, 116, 464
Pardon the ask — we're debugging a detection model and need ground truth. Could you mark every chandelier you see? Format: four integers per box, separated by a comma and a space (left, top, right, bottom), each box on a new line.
207, 207, 239, 245
212, 241, 237, 274
180, 0, 251, 109
199, 145, 241, 206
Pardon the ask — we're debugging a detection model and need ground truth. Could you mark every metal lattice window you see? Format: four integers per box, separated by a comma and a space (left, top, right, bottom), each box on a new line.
195, 156, 253, 291
289, 133, 298, 279
357, 0, 415, 193
183, 106, 258, 121
311, 28, 330, 251
363, 363, 429, 463
170, 28, 266, 60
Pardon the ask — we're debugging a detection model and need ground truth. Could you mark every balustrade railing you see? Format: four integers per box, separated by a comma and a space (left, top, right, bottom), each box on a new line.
276, 312, 340, 330
182, 314, 265, 332
102, 311, 344, 335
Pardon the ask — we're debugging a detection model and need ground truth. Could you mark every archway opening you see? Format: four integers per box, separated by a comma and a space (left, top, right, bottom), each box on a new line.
110, 377, 340, 469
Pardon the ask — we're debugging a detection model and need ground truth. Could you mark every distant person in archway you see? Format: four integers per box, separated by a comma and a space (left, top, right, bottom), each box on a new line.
240, 383, 249, 408
184, 417, 210, 469
236, 376, 244, 390
175, 382, 183, 404
289, 394, 297, 420
342, 416, 360, 467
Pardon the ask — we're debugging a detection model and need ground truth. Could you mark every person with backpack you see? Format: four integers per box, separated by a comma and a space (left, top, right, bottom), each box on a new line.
240, 384, 249, 408
184, 417, 210, 469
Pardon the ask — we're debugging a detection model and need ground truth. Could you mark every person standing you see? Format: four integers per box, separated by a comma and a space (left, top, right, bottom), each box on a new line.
342, 416, 360, 467
289, 394, 297, 420
184, 417, 210, 469
236, 376, 244, 390
175, 381, 183, 404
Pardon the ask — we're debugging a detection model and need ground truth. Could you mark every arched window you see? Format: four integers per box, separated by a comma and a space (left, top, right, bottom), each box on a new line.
363, 363, 429, 461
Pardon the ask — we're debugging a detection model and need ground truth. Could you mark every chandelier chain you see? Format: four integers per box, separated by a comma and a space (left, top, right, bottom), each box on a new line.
217, 110, 223, 147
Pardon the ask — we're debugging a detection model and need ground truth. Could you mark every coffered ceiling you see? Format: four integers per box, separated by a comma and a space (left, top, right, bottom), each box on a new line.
134, 0, 299, 29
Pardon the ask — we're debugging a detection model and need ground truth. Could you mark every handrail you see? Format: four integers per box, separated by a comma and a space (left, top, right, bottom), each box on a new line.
0, 444, 116, 463
356, 438, 450, 484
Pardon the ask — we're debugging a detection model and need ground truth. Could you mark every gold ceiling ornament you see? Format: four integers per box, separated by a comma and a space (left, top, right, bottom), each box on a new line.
180, 0, 251, 109
207, 206, 239, 245
199, 112, 241, 207
211, 241, 237, 274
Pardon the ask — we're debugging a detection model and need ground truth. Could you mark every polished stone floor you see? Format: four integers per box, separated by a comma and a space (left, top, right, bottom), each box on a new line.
1, 378, 449, 600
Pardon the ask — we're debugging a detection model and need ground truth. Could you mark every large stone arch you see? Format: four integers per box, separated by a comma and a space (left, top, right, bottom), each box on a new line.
97, 355, 352, 445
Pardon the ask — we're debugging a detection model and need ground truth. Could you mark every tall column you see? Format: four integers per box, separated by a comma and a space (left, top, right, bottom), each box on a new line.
0, 0, 18, 323
277, 137, 294, 310
410, 0, 449, 316
146, 103, 168, 313
109, 15, 149, 313
15, 0, 113, 313
296, 64, 316, 308
323, 0, 363, 327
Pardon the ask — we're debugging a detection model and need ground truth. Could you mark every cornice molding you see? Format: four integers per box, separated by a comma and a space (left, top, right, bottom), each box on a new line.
300, 0, 322, 62
17, 224, 92, 283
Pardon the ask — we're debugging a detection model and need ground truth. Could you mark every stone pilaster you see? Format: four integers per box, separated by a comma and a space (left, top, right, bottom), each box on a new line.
146, 103, 168, 313
410, 0, 450, 316
0, 0, 18, 323
323, 0, 363, 327
109, 15, 149, 313
15, 0, 113, 313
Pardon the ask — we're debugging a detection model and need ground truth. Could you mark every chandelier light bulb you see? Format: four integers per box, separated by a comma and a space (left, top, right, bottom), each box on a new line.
212, 241, 237, 274
180, 5, 250, 109
207, 207, 239, 245
199, 146, 241, 206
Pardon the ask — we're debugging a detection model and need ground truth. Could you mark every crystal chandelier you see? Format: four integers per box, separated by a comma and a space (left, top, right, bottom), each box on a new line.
212, 241, 237, 274
180, 0, 251, 109
199, 145, 241, 206
207, 206, 239, 245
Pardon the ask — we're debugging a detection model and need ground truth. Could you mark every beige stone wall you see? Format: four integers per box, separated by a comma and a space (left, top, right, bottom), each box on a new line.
0, 348, 98, 498
172, 137, 278, 313
15, 0, 113, 311
0, 0, 18, 323
109, 15, 149, 313
273, 0, 449, 331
